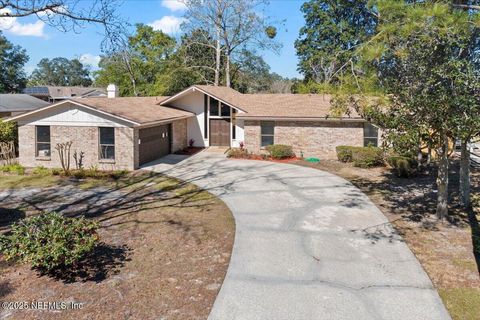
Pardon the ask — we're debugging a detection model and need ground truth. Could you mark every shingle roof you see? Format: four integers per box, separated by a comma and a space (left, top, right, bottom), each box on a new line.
75, 97, 193, 125
0, 94, 50, 112
190, 86, 361, 119
237, 94, 361, 119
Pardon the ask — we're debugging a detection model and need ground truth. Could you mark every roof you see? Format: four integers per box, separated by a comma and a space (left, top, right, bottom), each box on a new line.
24, 86, 107, 99
161, 85, 361, 120
0, 94, 50, 112
73, 97, 193, 125
237, 94, 361, 120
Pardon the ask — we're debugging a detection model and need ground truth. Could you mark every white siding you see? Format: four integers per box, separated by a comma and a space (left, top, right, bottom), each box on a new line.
17, 104, 129, 128
169, 90, 208, 147
232, 119, 245, 147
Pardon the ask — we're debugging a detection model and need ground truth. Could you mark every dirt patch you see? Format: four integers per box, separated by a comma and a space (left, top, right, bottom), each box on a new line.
295, 158, 480, 320
0, 172, 234, 320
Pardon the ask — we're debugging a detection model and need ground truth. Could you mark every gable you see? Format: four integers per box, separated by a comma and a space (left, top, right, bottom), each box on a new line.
16, 102, 132, 127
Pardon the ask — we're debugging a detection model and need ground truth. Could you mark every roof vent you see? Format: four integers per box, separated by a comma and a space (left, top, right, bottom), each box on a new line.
107, 84, 119, 98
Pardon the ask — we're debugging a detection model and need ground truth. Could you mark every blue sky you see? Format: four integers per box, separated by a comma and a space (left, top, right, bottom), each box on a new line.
0, 0, 305, 79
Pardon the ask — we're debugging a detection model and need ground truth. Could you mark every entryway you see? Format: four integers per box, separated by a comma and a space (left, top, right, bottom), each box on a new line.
209, 118, 230, 146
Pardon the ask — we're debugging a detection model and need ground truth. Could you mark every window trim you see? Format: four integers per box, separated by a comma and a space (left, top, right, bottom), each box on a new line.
260, 121, 275, 148
35, 125, 51, 158
98, 127, 115, 161
363, 123, 379, 147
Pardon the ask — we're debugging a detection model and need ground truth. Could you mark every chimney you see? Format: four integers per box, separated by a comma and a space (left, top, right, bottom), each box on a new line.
107, 84, 119, 98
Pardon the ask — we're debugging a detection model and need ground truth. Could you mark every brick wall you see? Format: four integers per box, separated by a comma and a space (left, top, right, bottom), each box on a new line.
172, 119, 187, 152
243, 120, 365, 159
18, 125, 135, 170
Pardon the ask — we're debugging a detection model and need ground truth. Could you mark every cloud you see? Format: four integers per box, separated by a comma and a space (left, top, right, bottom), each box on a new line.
161, 0, 187, 12
79, 54, 101, 68
0, 9, 46, 37
149, 16, 185, 34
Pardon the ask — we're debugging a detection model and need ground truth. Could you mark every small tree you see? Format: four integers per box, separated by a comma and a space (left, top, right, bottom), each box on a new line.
55, 141, 73, 175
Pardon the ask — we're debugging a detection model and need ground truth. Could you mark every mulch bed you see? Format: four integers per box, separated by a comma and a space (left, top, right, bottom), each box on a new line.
174, 147, 204, 156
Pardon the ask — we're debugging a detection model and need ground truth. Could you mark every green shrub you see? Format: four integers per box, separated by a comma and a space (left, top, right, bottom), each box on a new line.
0, 212, 99, 272
266, 144, 295, 159
226, 148, 251, 159
336, 146, 357, 162
51, 168, 62, 176
352, 147, 384, 168
387, 156, 418, 177
32, 165, 50, 176
0, 163, 25, 175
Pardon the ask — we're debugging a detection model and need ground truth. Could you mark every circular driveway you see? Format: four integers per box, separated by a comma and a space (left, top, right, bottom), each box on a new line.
144, 152, 450, 320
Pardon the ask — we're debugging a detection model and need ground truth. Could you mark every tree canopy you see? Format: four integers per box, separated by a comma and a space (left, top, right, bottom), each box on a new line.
0, 32, 28, 93
29, 57, 92, 86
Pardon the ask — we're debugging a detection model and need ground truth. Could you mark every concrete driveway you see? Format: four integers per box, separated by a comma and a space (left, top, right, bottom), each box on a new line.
143, 152, 450, 320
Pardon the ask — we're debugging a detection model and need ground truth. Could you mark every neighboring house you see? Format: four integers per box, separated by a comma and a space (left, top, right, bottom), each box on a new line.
23, 86, 107, 103
0, 94, 50, 118
7, 85, 380, 170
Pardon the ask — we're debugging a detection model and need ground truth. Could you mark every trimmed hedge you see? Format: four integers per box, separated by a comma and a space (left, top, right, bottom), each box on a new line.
266, 144, 295, 159
387, 156, 418, 178
226, 148, 251, 159
336, 146, 384, 168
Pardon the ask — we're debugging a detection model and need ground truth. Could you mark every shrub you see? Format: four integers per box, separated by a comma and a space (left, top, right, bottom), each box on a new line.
226, 148, 250, 159
266, 144, 295, 159
352, 147, 384, 168
0, 212, 99, 272
0, 163, 25, 175
336, 146, 356, 162
32, 165, 50, 176
71, 168, 128, 180
387, 156, 418, 178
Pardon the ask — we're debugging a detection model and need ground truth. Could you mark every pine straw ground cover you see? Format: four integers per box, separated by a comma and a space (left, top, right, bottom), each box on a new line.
0, 171, 234, 320
295, 159, 480, 320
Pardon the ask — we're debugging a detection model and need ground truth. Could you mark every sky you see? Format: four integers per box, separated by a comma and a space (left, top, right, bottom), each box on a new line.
0, 0, 305, 79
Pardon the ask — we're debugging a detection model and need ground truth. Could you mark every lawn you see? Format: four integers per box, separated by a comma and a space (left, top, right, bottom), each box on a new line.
295, 158, 480, 320
0, 170, 235, 320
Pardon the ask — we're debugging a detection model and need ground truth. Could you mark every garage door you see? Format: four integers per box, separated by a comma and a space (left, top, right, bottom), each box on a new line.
139, 124, 171, 165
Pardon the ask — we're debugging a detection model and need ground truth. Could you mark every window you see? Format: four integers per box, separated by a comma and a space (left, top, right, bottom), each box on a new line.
36, 126, 51, 157
261, 121, 275, 147
232, 109, 236, 140
210, 97, 219, 116
364, 123, 379, 147
99, 127, 115, 160
221, 104, 230, 117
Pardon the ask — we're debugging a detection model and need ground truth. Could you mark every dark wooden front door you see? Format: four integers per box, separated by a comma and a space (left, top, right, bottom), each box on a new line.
209, 118, 230, 146
139, 124, 171, 165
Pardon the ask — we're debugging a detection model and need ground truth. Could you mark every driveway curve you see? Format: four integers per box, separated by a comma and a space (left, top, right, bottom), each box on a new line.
144, 152, 450, 320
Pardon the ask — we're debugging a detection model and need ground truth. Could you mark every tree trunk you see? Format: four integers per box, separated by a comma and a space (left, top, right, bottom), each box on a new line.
427, 145, 432, 165
436, 137, 449, 219
460, 139, 471, 207
225, 53, 231, 88
417, 145, 423, 168
214, 6, 221, 86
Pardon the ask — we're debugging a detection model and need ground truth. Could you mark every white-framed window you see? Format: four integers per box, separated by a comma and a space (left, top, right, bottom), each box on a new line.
364, 123, 379, 147
261, 121, 275, 147
36, 126, 51, 157
99, 127, 115, 160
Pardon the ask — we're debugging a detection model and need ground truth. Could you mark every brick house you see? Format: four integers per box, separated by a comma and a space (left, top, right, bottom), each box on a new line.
7, 85, 379, 170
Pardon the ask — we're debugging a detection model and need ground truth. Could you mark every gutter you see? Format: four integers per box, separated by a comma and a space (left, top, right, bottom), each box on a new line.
235, 116, 365, 122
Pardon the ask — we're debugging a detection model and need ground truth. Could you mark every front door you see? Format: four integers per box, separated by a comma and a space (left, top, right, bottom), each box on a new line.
209, 118, 231, 146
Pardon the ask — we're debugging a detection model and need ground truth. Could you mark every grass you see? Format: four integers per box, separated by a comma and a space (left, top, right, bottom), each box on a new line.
0, 168, 235, 319
439, 288, 480, 320
0, 174, 62, 189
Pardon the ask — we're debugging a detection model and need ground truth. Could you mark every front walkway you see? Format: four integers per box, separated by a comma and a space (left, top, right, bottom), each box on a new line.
143, 152, 451, 320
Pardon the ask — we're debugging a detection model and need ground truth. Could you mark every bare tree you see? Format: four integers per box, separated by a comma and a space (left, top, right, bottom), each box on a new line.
0, 0, 126, 51
182, 0, 280, 87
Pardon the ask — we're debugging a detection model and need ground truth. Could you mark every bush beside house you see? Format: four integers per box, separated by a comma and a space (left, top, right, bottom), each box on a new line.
336, 146, 384, 168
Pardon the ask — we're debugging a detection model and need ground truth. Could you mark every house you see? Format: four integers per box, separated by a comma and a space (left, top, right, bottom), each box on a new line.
6, 84, 379, 170
23, 86, 107, 103
0, 94, 50, 118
